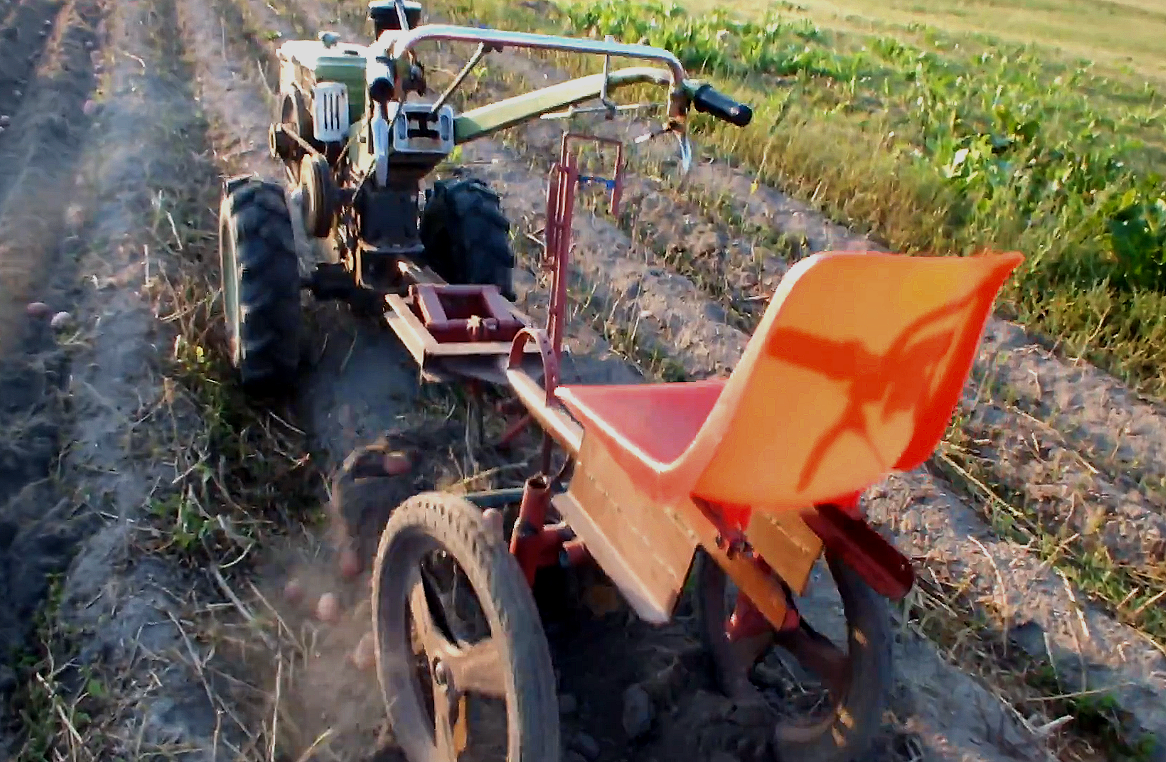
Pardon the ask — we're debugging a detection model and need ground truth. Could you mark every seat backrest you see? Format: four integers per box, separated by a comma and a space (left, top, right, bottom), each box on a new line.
683, 250, 1023, 513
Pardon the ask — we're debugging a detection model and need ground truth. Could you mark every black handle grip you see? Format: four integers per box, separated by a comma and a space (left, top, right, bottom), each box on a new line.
692, 84, 753, 127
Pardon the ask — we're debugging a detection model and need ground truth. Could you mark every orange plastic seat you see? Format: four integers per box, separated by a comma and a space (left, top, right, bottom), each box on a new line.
555, 250, 1023, 527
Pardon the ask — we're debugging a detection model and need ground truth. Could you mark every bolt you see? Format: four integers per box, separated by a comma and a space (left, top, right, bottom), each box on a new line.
432, 660, 449, 687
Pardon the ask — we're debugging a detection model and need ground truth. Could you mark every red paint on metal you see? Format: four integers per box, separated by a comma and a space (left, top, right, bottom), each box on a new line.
407, 283, 524, 343
799, 502, 916, 600
725, 558, 800, 640
497, 413, 533, 447
509, 476, 571, 586
559, 538, 592, 568
544, 133, 626, 362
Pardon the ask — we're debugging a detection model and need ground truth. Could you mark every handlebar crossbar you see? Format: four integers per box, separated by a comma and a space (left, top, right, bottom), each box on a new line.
381, 24, 689, 87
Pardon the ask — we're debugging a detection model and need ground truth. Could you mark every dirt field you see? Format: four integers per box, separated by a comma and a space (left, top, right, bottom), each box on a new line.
1, 0, 1165, 760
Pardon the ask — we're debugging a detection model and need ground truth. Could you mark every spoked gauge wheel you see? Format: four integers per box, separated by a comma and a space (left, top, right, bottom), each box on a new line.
692, 552, 892, 762
372, 492, 560, 762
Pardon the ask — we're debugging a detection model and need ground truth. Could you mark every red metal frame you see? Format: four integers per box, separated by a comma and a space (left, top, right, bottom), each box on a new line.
408, 283, 525, 343
544, 132, 626, 364
509, 475, 574, 585
494, 132, 627, 450
799, 502, 916, 601
497, 134, 630, 583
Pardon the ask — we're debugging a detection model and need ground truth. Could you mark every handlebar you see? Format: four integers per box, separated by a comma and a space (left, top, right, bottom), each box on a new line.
377, 24, 754, 128
383, 24, 689, 88
688, 83, 753, 127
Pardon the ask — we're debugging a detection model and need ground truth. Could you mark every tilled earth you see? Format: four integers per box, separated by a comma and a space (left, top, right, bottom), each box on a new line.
1, 0, 1165, 760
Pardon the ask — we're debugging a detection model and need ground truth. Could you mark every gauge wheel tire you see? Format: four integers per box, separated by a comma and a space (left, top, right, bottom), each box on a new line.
419, 176, 517, 301
218, 176, 303, 395
692, 551, 893, 762
372, 491, 560, 762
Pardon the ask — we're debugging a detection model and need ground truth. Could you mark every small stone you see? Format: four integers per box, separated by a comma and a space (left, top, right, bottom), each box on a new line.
315, 592, 341, 623
621, 684, 654, 740
65, 205, 85, 228
26, 301, 51, 318
558, 693, 577, 715
283, 578, 304, 604
351, 631, 376, 670
568, 732, 600, 761
82, 99, 98, 117
0, 115, 10, 127
50, 311, 73, 329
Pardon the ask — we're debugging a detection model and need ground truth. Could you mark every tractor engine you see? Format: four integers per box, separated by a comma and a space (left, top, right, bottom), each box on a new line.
355, 88, 455, 288
270, 0, 460, 293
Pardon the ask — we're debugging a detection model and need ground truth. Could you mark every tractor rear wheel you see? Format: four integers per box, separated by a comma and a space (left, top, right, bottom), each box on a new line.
218, 176, 303, 395
420, 176, 517, 300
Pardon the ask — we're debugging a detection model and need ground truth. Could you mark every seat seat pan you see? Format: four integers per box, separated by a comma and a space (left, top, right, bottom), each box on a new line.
554, 251, 1024, 517
554, 380, 725, 497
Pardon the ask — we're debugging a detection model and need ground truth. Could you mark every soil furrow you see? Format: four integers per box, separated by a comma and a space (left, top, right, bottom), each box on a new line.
177, 0, 279, 178
953, 397, 1166, 568
869, 468, 1166, 755
0, 0, 98, 353
34, 0, 268, 753
0, 0, 65, 146
262, 0, 311, 38
0, 0, 104, 746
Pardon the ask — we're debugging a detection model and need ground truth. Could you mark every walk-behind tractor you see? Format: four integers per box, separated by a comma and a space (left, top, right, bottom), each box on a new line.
216, 2, 1024, 760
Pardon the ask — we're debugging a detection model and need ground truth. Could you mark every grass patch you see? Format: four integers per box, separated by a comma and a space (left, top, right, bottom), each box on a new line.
907, 568, 1158, 762
934, 421, 1166, 650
